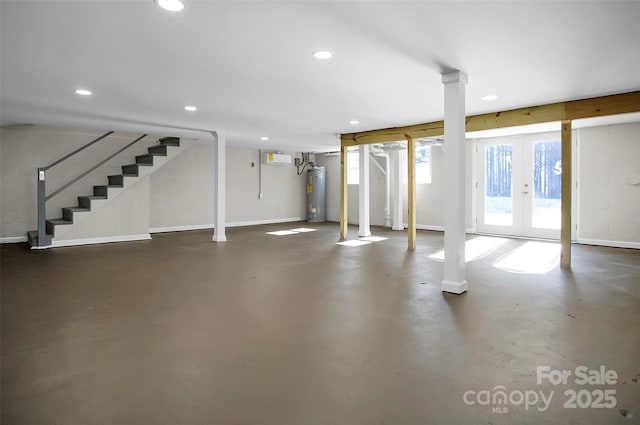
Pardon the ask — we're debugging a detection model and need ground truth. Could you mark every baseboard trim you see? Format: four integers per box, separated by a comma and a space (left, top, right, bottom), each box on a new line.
0, 236, 28, 244
42, 234, 152, 249
407, 224, 476, 233
416, 224, 445, 232
577, 238, 640, 250
150, 224, 214, 234
227, 217, 304, 228
150, 217, 305, 234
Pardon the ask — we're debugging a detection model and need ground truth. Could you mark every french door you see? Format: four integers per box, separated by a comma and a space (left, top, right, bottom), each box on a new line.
477, 133, 562, 239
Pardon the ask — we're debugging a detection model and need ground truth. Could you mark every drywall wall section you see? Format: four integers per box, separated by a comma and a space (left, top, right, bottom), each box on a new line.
0, 125, 156, 240
226, 148, 306, 225
149, 145, 306, 231
577, 122, 640, 247
149, 143, 215, 230
316, 143, 474, 230
316, 152, 386, 226
403, 144, 474, 230
320, 122, 639, 248
54, 176, 150, 243
1, 125, 307, 243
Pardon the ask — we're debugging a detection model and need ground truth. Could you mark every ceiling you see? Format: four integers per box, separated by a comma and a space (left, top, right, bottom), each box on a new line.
1, 1, 639, 151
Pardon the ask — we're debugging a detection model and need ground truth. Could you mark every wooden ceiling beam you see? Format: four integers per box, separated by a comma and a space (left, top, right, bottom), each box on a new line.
340, 91, 640, 146
564, 91, 640, 120
466, 102, 566, 132
341, 121, 444, 147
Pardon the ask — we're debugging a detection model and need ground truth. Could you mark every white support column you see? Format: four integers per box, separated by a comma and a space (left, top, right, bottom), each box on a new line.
358, 144, 371, 237
340, 143, 348, 240
390, 150, 404, 230
384, 154, 391, 228
407, 136, 416, 249
441, 70, 468, 294
212, 131, 227, 242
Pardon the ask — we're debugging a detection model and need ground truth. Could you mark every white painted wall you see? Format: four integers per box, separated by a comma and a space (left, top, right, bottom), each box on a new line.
3, 123, 638, 248
0, 125, 156, 239
317, 153, 386, 225
149, 145, 306, 229
317, 122, 639, 248
149, 143, 216, 230
577, 122, 640, 246
227, 148, 306, 224
318, 154, 341, 223
316, 143, 475, 230
56, 176, 150, 242
404, 144, 475, 230
1, 125, 307, 242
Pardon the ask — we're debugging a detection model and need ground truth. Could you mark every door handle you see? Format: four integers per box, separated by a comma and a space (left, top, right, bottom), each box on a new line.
523, 191, 529, 195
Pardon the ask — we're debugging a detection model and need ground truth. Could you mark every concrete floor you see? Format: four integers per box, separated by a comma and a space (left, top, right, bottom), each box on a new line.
1, 223, 639, 425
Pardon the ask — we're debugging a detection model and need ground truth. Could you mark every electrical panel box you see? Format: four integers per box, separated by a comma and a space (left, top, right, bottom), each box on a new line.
262, 152, 292, 165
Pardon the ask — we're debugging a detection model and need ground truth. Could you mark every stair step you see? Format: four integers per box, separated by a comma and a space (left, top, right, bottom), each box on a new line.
62, 207, 91, 221
121, 164, 138, 176
108, 175, 124, 186
148, 145, 168, 156
78, 195, 107, 208
93, 184, 122, 196
27, 230, 52, 247
136, 154, 154, 165
159, 136, 180, 147
26, 134, 184, 248
46, 218, 72, 234
94, 185, 109, 197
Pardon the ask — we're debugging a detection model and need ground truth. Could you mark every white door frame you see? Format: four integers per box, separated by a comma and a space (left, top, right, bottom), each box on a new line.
476, 132, 563, 239
476, 136, 523, 236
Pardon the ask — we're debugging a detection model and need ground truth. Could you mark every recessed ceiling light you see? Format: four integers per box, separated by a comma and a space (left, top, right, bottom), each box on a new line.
260, 136, 269, 141
349, 120, 360, 125
74, 89, 92, 96
313, 51, 332, 60
184, 105, 197, 111
482, 95, 498, 101
154, 0, 184, 11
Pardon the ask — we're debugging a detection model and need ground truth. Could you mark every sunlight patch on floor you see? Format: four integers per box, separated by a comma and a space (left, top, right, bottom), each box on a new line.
337, 240, 372, 247
290, 228, 316, 233
428, 236, 508, 262
360, 236, 388, 242
493, 241, 560, 274
266, 230, 299, 236
266, 227, 317, 236
337, 234, 388, 247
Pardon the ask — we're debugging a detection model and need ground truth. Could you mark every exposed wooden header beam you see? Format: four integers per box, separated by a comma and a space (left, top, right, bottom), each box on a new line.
341, 91, 640, 146
466, 102, 565, 133
342, 121, 444, 147
564, 92, 640, 120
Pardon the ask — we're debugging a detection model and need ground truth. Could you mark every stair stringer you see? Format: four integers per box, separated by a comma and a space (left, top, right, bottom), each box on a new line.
51, 175, 150, 246
46, 140, 193, 247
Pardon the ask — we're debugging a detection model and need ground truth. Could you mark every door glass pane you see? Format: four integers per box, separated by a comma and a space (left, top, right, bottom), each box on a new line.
485, 144, 513, 226
532, 140, 561, 229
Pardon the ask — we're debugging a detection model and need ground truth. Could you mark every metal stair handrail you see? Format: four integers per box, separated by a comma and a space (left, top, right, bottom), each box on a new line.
36, 132, 148, 246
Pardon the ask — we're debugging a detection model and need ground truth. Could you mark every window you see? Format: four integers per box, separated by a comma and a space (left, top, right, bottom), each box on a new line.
348, 146, 431, 185
416, 146, 432, 184
404, 145, 432, 184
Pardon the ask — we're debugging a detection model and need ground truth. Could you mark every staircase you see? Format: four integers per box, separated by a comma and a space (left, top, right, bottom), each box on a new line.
28, 136, 187, 248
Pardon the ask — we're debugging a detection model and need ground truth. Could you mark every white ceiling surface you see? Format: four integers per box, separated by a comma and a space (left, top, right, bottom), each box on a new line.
1, 1, 639, 151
